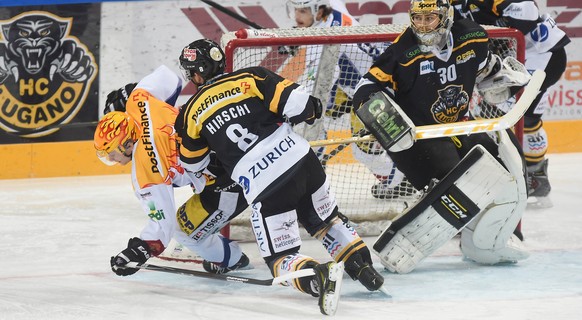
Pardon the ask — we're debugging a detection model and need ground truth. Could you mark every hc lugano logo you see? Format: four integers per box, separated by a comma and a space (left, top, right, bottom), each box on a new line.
0, 11, 97, 137
431, 85, 469, 123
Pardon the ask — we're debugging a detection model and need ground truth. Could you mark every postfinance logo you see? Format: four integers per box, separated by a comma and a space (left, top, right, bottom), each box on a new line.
0, 11, 97, 137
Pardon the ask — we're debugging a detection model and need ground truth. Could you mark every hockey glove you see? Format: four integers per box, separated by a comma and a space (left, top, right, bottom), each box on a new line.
110, 237, 151, 276
104, 83, 137, 114
305, 96, 323, 125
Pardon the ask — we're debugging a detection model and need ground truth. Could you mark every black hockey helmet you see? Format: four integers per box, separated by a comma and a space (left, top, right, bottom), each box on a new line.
179, 39, 225, 82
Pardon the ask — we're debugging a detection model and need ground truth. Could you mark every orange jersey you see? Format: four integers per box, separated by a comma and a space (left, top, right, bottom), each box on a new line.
125, 88, 181, 189
123, 65, 206, 250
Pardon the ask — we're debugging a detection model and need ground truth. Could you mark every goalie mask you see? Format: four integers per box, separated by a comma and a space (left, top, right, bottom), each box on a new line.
409, 0, 454, 52
179, 39, 225, 82
94, 111, 137, 166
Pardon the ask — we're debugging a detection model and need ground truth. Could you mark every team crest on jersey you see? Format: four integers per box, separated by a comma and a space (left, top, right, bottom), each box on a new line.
431, 85, 469, 123
0, 11, 97, 137
420, 60, 434, 75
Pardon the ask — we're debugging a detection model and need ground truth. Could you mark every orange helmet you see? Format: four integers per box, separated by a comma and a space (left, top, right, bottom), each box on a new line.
94, 111, 137, 165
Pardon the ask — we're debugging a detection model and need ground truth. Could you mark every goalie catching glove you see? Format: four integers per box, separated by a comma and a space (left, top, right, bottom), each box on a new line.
110, 237, 151, 276
476, 55, 530, 105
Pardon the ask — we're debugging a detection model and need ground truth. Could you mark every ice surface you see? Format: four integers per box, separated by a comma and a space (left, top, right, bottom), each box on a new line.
1, 153, 581, 320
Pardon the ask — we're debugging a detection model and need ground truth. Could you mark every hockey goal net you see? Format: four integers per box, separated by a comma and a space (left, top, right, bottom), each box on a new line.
220, 24, 525, 238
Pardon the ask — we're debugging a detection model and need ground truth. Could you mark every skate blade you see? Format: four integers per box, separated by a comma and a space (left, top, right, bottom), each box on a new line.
379, 285, 392, 298
320, 261, 344, 316
527, 196, 553, 209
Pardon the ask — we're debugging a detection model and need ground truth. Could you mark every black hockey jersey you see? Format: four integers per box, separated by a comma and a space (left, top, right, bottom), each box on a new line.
355, 19, 489, 126
177, 66, 319, 203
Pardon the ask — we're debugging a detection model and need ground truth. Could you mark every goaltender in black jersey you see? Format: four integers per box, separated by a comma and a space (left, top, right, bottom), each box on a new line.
176, 39, 385, 316
353, 0, 533, 274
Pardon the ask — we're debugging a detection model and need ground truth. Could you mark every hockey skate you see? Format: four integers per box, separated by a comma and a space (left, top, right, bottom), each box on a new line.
202, 253, 250, 274
344, 252, 384, 291
311, 261, 344, 316
527, 159, 553, 209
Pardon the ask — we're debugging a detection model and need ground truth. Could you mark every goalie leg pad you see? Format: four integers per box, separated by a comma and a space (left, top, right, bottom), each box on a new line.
460, 130, 529, 264
460, 210, 529, 265
373, 145, 513, 273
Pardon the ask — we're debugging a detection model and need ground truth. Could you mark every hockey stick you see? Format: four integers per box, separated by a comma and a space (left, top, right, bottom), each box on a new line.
309, 70, 545, 147
125, 262, 314, 286
317, 129, 368, 168
199, 0, 264, 30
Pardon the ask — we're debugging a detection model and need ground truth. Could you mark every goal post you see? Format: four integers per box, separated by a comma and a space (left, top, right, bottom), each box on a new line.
221, 24, 526, 238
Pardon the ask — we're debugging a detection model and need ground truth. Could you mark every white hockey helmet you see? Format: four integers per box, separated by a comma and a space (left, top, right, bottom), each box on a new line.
409, 0, 454, 52
286, 0, 329, 19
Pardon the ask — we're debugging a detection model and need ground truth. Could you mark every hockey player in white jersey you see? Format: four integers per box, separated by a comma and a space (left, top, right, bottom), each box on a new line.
451, 0, 571, 208
284, 0, 408, 198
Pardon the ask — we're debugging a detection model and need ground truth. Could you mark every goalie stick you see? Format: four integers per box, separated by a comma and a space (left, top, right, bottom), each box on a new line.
309, 69, 545, 147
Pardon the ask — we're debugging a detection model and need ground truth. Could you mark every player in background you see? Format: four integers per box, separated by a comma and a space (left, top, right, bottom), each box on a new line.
451, 0, 571, 208
95, 65, 250, 277
284, 0, 408, 199
177, 39, 385, 315
353, 0, 532, 272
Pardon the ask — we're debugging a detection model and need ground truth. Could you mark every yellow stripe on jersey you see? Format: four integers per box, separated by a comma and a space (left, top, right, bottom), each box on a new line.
369, 66, 398, 91
179, 145, 209, 159
185, 75, 266, 138
492, 0, 504, 16
269, 78, 295, 114
401, 37, 489, 67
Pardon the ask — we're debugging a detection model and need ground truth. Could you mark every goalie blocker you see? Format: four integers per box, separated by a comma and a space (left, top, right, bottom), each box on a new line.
355, 91, 416, 153
372, 144, 526, 274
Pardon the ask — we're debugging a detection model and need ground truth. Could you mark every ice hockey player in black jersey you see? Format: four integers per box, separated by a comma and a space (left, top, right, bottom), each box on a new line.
450, 0, 571, 208
176, 38, 385, 315
353, 0, 534, 273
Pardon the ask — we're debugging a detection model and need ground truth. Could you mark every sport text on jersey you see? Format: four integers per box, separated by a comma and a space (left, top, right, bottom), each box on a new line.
206, 104, 251, 134
458, 30, 487, 42
247, 136, 297, 180
192, 86, 242, 123
138, 99, 161, 174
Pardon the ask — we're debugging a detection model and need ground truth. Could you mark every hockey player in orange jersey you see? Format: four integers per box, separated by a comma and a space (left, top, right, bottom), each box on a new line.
95, 65, 249, 277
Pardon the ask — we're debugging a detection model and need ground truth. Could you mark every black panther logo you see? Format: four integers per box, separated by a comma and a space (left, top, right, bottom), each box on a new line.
431, 85, 469, 123
0, 11, 97, 137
